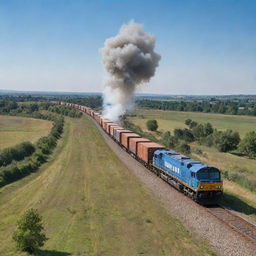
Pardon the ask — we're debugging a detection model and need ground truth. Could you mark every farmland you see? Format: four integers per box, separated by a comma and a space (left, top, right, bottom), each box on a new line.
130, 108, 256, 137
0, 115, 52, 149
127, 108, 256, 219
0, 116, 215, 256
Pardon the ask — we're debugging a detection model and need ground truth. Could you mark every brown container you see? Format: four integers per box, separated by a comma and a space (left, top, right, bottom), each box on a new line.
110, 126, 123, 136
106, 122, 118, 134
121, 133, 141, 149
137, 142, 165, 163
102, 119, 112, 130
114, 129, 132, 143
129, 137, 151, 155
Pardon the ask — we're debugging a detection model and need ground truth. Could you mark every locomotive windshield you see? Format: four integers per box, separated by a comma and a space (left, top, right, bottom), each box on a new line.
197, 168, 220, 181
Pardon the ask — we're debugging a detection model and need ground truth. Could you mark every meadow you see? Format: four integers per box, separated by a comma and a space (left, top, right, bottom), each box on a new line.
128, 108, 256, 219
0, 116, 215, 256
0, 115, 52, 149
130, 108, 256, 137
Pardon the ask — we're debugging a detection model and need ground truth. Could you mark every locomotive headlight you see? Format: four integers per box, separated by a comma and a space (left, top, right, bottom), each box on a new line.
200, 186, 204, 189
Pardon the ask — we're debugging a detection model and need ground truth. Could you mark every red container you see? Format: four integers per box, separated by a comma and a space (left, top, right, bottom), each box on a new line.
102, 119, 112, 130
114, 129, 132, 143
137, 142, 165, 164
106, 122, 118, 134
110, 126, 123, 137
121, 133, 141, 149
129, 137, 150, 155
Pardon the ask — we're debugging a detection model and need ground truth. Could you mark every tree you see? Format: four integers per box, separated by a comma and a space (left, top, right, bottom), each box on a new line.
239, 131, 256, 158
213, 130, 240, 152
13, 208, 47, 254
146, 120, 158, 131
177, 143, 191, 155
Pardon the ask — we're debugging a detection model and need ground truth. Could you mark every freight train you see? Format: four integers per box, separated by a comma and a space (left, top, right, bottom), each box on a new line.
53, 101, 223, 205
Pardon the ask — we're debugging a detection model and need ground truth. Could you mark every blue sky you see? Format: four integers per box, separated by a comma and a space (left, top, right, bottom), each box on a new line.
0, 0, 255, 94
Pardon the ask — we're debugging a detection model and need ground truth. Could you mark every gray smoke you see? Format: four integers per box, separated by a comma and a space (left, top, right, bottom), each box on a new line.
100, 20, 161, 121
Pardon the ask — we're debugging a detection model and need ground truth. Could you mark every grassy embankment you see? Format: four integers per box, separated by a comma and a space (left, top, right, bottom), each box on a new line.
0, 116, 216, 256
0, 115, 52, 149
128, 109, 256, 219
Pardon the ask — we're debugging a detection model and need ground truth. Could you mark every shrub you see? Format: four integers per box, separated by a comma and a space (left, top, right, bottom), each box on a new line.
213, 130, 240, 152
146, 120, 158, 131
177, 143, 191, 155
13, 208, 47, 253
239, 131, 256, 159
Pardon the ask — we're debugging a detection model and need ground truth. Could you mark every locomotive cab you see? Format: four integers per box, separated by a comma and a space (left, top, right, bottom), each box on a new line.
195, 167, 223, 204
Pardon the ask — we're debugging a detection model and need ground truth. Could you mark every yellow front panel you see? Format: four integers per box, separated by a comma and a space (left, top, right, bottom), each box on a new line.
197, 182, 223, 191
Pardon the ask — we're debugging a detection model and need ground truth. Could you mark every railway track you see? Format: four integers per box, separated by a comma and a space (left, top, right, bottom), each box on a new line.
207, 205, 256, 244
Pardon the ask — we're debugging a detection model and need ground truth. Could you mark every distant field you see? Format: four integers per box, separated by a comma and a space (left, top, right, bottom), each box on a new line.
128, 108, 256, 219
130, 109, 256, 137
0, 115, 52, 149
0, 116, 215, 256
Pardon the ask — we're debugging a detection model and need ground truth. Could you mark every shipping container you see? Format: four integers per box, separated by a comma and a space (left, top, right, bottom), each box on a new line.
102, 119, 112, 130
110, 126, 123, 137
137, 142, 165, 164
114, 129, 132, 143
129, 137, 151, 155
106, 122, 118, 134
121, 133, 141, 149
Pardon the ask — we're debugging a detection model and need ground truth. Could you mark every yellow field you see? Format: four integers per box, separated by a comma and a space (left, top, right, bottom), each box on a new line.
0, 116, 216, 256
0, 115, 52, 149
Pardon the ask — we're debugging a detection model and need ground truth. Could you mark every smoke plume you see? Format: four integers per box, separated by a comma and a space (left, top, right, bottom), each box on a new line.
100, 20, 161, 121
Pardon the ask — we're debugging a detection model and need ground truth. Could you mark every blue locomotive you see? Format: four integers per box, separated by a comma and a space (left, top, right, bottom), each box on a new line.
153, 149, 223, 204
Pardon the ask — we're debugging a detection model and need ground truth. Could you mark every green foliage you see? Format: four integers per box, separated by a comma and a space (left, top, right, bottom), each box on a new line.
161, 131, 179, 148
0, 142, 35, 167
222, 169, 256, 192
239, 131, 256, 159
174, 128, 195, 142
48, 105, 82, 118
13, 208, 47, 253
177, 143, 191, 155
146, 119, 158, 131
213, 130, 240, 152
0, 115, 64, 188
137, 98, 256, 116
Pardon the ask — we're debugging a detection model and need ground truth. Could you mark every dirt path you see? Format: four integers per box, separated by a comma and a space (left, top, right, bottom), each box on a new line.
95, 119, 256, 256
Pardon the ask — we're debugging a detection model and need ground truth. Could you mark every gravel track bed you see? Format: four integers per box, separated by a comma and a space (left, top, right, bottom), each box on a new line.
93, 119, 256, 256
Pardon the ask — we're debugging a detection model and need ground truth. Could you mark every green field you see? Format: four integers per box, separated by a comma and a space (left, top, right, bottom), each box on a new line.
0, 115, 52, 149
0, 116, 215, 256
130, 109, 256, 137
128, 109, 256, 219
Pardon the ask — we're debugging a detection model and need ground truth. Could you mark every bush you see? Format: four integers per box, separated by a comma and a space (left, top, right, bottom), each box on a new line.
13, 208, 47, 253
177, 143, 191, 155
146, 120, 158, 131
0, 142, 35, 167
213, 130, 240, 152
161, 131, 179, 148
239, 131, 256, 159
174, 128, 194, 142
222, 169, 256, 191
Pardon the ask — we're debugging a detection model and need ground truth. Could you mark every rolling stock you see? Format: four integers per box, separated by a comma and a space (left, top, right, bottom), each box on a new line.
53, 101, 223, 205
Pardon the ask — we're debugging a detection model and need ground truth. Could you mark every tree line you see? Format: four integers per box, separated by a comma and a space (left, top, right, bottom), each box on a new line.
0, 114, 64, 187
48, 105, 82, 118
0, 100, 82, 118
137, 99, 256, 116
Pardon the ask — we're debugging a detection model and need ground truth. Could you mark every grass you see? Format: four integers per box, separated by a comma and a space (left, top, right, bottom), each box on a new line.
0, 116, 216, 256
0, 115, 52, 149
130, 108, 256, 137
128, 108, 256, 219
